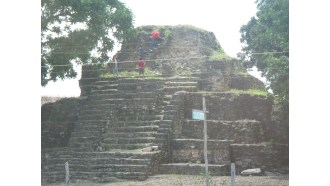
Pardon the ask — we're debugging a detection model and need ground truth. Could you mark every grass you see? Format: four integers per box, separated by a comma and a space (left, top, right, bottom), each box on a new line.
127, 144, 138, 150
228, 89, 269, 96
209, 49, 235, 61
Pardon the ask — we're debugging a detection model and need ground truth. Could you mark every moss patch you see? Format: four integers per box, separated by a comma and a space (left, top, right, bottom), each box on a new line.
228, 89, 269, 96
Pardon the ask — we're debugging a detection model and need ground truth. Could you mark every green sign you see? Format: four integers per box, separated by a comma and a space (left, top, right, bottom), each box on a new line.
192, 109, 205, 120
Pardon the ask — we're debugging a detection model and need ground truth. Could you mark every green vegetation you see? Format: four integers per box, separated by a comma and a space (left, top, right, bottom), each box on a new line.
239, 0, 288, 116
127, 144, 138, 150
228, 89, 269, 96
209, 49, 235, 61
41, 0, 135, 86
158, 26, 172, 40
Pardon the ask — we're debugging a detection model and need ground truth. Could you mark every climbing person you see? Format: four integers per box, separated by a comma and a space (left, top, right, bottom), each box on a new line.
139, 45, 145, 59
112, 54, 119, 76
149, 30, 162, 50
137, 58, 145, 78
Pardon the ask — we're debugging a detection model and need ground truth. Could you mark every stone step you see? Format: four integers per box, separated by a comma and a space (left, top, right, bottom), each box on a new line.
91, 98, 158, 105
163, 95, 173, 101
75, 121, 106, 128
69, 136, 101, 143
88, 92, 159, 100
74, 125, 105, 132
171, 139, 233, 164
43, 157, 150, 166
91, 84, 118, 91
165, 77, 200, 82
163, 110, 177, 116
91, 89, 118, 95
172, 139, 234, 150
94, 80, 119, 86
42, 171, 117, 183
107, 120, 160, 127
162, 114, 175, 120
43, 170, 148, 181
114, 171, 148, 180
157, 128, 171, 134
79, 109, 106, 116
79, 114, 108, 120
103, 143, 155, 150
160, 163, 230, 176
163, 86, 197, 94
68, 142, 95, 149
108, 125, 159, 133
164, 104, 178, 111
115, 114, 163, 121
154, 133, 169, 139
103, 132, 157, 138
103, 137, 156, 144
43, 163, 149, 173
42, 147, 94, 155
181, 120, 263, 143
117, 92, 160, 99
43, 149, 159, 159
164, 81, 198, 86
71, 131, 102, 138
84, 103, 158, 110
88, 94, 119, 100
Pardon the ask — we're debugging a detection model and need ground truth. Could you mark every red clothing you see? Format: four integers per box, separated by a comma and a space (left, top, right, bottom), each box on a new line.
151, 31, 160, 39
138, 60, 145, 68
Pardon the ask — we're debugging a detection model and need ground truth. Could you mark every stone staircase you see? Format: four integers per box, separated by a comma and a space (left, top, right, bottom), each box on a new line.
42, 77, 202, 183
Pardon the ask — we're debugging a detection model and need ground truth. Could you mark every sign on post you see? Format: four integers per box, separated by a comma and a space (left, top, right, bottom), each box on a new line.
192, 109, 205, 120
192, 97, 210, 186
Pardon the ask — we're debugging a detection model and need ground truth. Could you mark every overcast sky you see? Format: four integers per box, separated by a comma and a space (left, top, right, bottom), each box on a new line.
41, 0, 260, 97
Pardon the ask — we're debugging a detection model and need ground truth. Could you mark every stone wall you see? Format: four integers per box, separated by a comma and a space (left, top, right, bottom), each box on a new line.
229, 74, 266, 90
41, 98, 84, 148
183, 93, 273, 122
171, 139, 233, 164
231, 143, 289, 173
181, 120, 264, 143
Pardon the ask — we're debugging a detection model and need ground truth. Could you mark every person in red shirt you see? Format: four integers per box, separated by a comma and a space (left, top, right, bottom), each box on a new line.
137, 58, 145, 77
150, 31, 161, 50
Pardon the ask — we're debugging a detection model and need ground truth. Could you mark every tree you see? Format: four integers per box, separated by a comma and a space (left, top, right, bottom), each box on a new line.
41, 0, 135, 86
239, 0, 289, 112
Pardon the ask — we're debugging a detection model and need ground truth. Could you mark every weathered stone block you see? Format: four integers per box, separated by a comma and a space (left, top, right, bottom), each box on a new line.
231, 143, 289, 172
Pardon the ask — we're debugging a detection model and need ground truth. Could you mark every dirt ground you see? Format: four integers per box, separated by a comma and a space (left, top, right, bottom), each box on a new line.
42, 174, 289, 186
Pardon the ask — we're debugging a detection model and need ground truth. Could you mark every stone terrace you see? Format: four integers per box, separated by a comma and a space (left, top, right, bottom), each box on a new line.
42, 76, 202, 183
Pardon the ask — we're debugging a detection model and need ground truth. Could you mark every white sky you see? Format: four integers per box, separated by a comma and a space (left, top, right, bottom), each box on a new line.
41, 0, 263, 97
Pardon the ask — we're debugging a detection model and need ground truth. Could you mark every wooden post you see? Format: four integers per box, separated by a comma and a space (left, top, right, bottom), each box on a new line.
203, 96, 210, 186
231, 163, 236, 186
65, 161, 70, 185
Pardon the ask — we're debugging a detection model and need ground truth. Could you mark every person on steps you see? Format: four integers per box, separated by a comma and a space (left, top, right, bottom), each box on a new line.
137, 58, 145, 78
149, 31, 162, 50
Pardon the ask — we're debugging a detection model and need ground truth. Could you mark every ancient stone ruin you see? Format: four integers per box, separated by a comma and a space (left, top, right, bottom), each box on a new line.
41, 25, 288, 183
